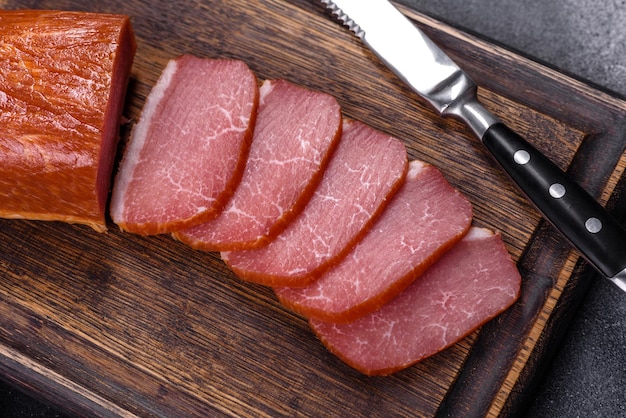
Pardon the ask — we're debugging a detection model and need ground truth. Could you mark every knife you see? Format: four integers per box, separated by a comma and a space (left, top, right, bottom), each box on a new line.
320, 0, 626, 292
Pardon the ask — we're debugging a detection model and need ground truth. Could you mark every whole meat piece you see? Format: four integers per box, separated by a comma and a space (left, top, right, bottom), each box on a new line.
174, 79, 342, 251
222, 120, 408, 287
310, 227, 521, 376
110, 55, 258, 235
275, 160, 472, 322
0, 10, 136, 232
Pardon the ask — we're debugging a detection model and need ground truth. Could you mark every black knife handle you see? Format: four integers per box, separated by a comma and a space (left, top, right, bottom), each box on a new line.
482, 123, 626, 278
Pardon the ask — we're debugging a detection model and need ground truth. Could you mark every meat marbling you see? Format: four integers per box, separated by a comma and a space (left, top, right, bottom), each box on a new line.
310, 227, 521, 376
222, 120, 408, 287
275, 160, 473, 323
174, 79, 342, 251
0, 10, 136, 232
110, 55, 258, 235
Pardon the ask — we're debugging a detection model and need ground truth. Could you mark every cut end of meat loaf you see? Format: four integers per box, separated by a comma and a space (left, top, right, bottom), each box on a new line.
110, 55, 259, 235
0, 10, 137, 232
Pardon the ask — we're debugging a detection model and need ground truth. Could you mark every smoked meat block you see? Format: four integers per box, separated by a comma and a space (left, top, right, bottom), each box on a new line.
0, 10, 136, 232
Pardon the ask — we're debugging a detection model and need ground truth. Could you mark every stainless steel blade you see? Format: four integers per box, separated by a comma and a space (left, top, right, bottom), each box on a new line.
321, 0, 499, 137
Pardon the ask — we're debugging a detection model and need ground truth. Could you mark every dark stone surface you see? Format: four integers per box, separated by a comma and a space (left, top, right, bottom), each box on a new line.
3, 1, 626, 416
0, 379, 70, 417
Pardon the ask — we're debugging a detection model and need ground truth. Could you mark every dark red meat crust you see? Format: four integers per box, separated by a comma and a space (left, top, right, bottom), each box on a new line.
0, 10, 136, 231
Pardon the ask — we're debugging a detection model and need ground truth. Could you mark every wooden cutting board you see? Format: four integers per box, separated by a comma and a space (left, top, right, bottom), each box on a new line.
2, 0, 626, 416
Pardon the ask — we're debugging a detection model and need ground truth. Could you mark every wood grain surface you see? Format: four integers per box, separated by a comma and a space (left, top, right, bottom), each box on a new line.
1, 0, 626, 417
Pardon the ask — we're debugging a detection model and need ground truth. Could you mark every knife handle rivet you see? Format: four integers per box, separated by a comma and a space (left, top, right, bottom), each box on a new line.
513, 150, 531, 165
585, 217, 603, 234
549, 183, 566, 199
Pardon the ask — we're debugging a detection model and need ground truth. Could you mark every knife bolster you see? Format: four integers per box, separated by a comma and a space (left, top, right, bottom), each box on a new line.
443, 92, 499, 138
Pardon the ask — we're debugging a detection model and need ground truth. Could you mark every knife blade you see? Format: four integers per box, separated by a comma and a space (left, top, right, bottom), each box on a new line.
320, 0, 626, 292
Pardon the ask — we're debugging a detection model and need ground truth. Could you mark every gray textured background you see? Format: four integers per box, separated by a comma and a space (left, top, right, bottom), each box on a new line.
396, 0, 626, 417
398, 0, 626, 96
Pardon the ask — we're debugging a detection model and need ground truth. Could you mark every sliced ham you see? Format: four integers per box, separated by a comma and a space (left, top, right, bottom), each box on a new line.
0, 10, 136, 232
222, 120, 408, 287
174, 79, 342, 251
275, 160, 473, 323
310, 227, 521, 376
110, 55, 258, 235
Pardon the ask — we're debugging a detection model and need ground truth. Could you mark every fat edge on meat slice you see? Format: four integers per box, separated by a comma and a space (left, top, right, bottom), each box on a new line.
310, 227, 522, 376
110, 55, 258, 235
0, 10, 136, 232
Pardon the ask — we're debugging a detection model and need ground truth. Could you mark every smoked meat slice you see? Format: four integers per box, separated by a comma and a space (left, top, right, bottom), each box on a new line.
174, 79, 341, 251
275, 160, 473, 323
110, 55, 258, 234
222, 120, 408, 287
310, 227, 521, 376
0, 10, 136, 232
